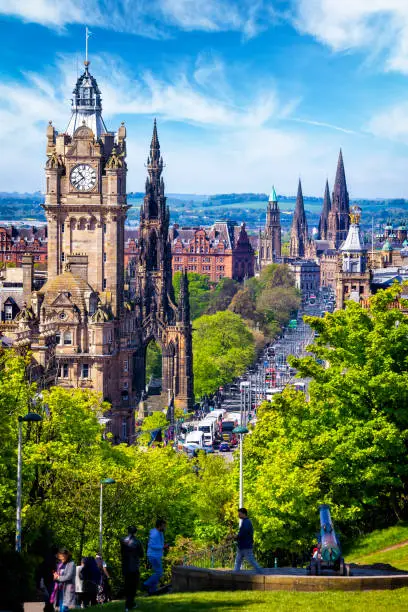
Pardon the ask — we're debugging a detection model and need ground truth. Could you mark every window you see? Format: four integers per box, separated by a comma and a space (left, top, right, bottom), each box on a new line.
121, 417, 127, 440
104, 253, 107, 262
123, 381, 129, 390
103, 278, 107, 289
55, 332, 61, 344
61, 224, 64, 233
63, 331, 72, 345
103, 224, 107, 234
61, 252, 65, 262
107, 331, 112, 343
4, 305, 13, 321
81, 363, 90, 378
60, 364, 69, 378
123, 359, 128, 372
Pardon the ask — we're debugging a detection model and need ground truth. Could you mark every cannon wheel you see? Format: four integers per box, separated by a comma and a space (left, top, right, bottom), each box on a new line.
339, 558, 348, 576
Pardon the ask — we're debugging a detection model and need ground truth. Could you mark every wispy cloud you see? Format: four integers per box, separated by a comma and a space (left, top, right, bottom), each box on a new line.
0, 0, 276, 39
367, 101, 408, 144
291, 118, 357, 135
293, 0, 408, 74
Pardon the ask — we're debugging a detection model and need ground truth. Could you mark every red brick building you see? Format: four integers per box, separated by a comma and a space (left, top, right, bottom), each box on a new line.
171, 221, 254, 282
0, 226, 47, 266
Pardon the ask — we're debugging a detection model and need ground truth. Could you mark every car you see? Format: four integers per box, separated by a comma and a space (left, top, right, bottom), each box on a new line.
219, 442, 231, 452
203, 445, 214, 453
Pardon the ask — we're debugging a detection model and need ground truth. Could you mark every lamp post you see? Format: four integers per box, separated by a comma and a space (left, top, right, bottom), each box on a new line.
99, 478, 115, 556
233, 425, 249, 509
16, 412, 43, 552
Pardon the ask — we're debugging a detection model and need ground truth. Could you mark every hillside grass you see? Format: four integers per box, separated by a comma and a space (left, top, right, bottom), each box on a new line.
105, 590, 408, 611
345, 522, 408, 570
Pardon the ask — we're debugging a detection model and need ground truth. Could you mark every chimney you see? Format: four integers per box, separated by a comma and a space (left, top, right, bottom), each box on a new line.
22, 254, 34, 306
66, 254, 88, 282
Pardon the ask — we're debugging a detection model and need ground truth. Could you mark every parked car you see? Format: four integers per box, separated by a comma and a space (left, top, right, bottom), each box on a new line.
219, 442, 231, 452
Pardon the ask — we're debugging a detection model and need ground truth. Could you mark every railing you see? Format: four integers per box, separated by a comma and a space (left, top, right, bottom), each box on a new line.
180, 543, 254, 570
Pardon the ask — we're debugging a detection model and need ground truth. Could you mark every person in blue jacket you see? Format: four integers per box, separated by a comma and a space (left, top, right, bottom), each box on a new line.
143, 519, 167, 594
234, 508, 263, 572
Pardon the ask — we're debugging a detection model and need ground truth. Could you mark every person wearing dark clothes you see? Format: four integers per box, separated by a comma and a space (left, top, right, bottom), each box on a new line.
79, 557, 100, 607
120, 526, 144, 611
234, 508, 262, 572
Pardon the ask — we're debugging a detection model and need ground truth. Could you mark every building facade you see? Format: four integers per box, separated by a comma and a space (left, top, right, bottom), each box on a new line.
0, 61, 194, 440
258, 187, 281, 268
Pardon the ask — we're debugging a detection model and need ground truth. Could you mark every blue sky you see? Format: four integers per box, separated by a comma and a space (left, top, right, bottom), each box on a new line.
1, 1, 408, 198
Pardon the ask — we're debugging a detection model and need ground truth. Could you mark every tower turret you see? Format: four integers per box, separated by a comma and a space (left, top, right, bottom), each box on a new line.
259, 185, 281, 268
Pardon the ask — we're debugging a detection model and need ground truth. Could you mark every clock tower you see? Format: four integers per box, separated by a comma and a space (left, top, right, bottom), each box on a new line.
43, 60, 128, 317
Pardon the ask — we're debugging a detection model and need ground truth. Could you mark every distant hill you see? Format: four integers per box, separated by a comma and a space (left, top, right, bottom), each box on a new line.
0, 192, 407, 231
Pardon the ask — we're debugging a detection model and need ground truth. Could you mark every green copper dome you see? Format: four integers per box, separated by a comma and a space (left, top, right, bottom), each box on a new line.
382, 239, 393, 252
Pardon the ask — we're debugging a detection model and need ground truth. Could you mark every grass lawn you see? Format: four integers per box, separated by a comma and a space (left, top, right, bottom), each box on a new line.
105, 589, 408, 612
345, 522, 408, 570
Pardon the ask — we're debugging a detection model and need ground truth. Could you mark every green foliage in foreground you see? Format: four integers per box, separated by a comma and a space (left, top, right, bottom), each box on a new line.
242, 284, 408, 556
0, 351, 235, 593
104, 589, 408, 612
193, 311, 256, 397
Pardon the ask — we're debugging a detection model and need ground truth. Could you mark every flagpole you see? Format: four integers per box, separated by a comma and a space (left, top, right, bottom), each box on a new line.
85, 26, 89, 63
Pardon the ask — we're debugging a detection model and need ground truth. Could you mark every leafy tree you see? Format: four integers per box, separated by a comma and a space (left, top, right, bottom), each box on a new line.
206, 278, 239, 314
193, 311, 256, 397
145, 341, 162, 380
173, 271, 212, 319
243, 284, 408, 556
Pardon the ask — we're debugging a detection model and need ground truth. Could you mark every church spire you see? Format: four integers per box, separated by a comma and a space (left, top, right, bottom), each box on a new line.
290, 179, 308, 258
318, 179, 331, 240
328, 149, 350, 249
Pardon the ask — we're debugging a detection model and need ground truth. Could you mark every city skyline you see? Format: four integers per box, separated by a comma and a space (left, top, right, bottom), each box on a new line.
1, 2, 408, 197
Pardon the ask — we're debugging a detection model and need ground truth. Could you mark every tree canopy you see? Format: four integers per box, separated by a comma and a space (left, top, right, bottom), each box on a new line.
173, 271, 212, 319
242, 284, 408, 556
193, 311, 256, 397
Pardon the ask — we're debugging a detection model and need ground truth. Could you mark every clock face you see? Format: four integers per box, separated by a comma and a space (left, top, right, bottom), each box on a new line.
70, 164, 97, 191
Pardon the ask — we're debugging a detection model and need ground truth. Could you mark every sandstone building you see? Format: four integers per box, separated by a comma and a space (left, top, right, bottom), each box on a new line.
258, 187, 281, 268
0, 61, 194, 441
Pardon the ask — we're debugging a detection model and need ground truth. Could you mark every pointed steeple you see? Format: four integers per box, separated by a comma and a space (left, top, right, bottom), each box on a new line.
143, 120, 166, 220
66, 62, 108, 137
318, 180, 331, 240
330, 148, 350, 248
269, 186, 278, 203
290, 179, 309, 258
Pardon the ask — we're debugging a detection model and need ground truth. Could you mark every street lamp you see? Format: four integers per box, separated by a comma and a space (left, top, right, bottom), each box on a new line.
99, 477, 115, 556
16, 412, 43, 552
233, 425, 249, 509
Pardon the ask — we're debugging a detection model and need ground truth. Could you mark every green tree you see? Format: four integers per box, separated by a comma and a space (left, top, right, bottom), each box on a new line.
145, 341, 162, 380
243, 284, 408, 556
173, 271, 212, 319
193, 311, 256, 397
206, 278, 239, 314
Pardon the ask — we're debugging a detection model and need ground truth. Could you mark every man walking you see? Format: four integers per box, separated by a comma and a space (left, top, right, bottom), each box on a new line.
143, 519, 167, 595
120, 526, 144, 611
234, 508, 263, 572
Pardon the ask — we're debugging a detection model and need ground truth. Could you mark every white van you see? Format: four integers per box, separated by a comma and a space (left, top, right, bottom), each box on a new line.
198, 418, 216, 445
185, 430, 205, 447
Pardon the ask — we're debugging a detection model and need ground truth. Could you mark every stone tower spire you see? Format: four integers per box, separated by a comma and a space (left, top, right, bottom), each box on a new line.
142, 119, 166, 221
290, 179, 308, 258
328, 149, 350, 249
318, 179, 331, 240
258, 186, 281, 269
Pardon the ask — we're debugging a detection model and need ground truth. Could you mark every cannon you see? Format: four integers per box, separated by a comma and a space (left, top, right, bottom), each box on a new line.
308, 504, 350, 576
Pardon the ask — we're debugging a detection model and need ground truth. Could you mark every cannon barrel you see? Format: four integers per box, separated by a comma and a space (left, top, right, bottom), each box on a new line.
319, 504, 341, 563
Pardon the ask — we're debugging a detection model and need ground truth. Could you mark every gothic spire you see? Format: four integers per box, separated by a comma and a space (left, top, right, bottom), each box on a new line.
290, 179, 308, 258
332, 149, 349, 214
142, 120, 166, 220
318, 179, 331, 240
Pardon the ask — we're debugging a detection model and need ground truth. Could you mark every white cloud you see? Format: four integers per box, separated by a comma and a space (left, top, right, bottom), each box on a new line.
367, 102, 408, 143
0, 0, 274, 39
294, 0, 408, 74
